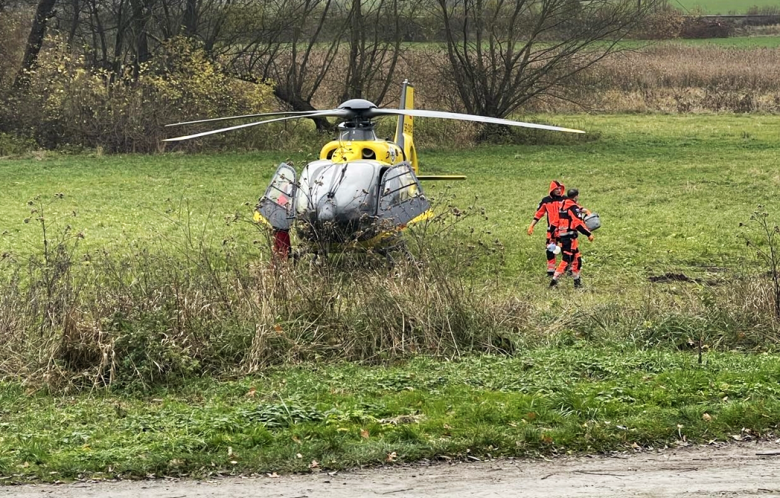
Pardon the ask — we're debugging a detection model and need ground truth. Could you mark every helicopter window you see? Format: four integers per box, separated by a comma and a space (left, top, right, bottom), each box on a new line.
296, 163, 377, 215
380, 165, 421, 210
339, 128, 377, 142
332, 164, 376, 211
266, 166, 296, 212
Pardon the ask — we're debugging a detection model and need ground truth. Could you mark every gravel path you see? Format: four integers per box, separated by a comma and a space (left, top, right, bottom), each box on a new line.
3, 441, 780, 497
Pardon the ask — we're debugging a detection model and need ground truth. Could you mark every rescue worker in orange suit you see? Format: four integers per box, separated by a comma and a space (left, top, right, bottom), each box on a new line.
550, 188, 593, 289
527, 180, 566, 276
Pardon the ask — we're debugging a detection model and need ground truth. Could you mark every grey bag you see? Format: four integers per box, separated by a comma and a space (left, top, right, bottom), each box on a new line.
584, 213, 601, 231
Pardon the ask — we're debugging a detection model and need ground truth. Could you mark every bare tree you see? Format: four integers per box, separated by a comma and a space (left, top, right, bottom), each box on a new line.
13, 0, 58, 88
271, 0, 344, 129
182, 0, 195, 35
340, 0, 404, 105
433, 0, 660, 118
224, 0, 346, 130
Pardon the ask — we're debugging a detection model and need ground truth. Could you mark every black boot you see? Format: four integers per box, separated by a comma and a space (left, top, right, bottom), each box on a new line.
574, 278, 582, 289
549, 278, 558, 288
547, 270, 555, 277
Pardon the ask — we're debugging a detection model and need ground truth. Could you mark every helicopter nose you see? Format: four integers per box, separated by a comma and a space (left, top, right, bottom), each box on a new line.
318, 201, 335, 223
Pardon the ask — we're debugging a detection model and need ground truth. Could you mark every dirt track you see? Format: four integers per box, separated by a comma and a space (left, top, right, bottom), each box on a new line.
3, 441, 780, 497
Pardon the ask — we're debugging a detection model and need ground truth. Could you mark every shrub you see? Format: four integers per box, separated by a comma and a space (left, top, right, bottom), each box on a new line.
0, 133, 38, 156
680, 18, 733, 39
631, 5, 685, 40
2, 37, 274, 153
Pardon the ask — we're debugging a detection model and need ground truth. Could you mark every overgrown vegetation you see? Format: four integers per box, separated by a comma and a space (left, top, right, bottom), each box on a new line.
0, 193, 518, 389
2, 192, 778, 391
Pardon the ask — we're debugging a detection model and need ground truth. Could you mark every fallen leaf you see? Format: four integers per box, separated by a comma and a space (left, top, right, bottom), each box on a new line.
267, 472, 279, 478
292, 436, 302, 445
360, 429, 370, 439
309, 460, 319, 469
246, 387, 257, 398
296, 453, 303, 459
386, 451, 397, 462
527, 412, 537, 420
702, 413, 712, 422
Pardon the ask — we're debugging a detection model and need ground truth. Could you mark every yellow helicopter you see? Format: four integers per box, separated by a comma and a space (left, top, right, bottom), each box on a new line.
165, 81, 584, 255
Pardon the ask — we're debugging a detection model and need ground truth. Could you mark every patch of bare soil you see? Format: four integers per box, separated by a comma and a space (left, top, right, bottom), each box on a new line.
3, 441, 780, 497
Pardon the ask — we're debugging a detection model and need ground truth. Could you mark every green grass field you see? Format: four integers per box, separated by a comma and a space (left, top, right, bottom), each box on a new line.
658, 35, 780, 47
675, 0, 780, 14
2, 113, 780, 481
2, 114, 778, 285
3, 347, 780, 480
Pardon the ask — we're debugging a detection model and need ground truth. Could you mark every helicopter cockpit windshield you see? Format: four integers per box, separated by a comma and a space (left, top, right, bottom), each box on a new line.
338, 124, 377, 142
296, 161, 379, 219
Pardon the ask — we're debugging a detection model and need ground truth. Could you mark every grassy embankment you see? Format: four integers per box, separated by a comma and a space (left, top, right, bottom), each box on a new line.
1, 114, 780, 481
676, 0, 780, 14
638, 36, 780, 47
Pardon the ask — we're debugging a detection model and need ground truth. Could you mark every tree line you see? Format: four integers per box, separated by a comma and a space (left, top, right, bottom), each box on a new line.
0, 0, 660, 151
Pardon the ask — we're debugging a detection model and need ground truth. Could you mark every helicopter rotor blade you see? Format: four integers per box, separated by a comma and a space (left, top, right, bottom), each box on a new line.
165, 111, 323, 128
164, 110, 351, 142
368, 108, 585, 134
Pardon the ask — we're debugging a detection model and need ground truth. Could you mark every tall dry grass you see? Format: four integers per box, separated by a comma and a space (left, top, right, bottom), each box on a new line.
0, 198, 522, 390
309, 44, 780, 115
563, 44, 780, 113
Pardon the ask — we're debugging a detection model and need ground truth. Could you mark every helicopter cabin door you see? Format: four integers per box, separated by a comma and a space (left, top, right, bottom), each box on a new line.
256, 163, 297, 230
378, 162, 430, 227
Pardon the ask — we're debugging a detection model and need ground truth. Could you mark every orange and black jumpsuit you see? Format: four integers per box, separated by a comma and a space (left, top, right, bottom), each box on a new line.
553, 199, 592, 281
532, 180, 566, 274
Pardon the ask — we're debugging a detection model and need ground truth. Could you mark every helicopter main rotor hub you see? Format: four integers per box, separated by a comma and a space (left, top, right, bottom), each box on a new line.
337, 99, 378, 114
